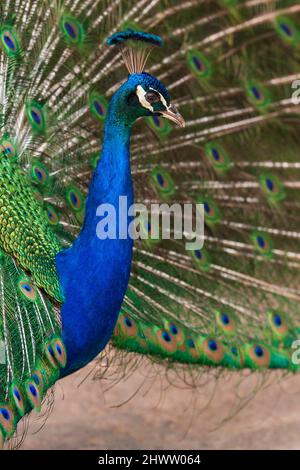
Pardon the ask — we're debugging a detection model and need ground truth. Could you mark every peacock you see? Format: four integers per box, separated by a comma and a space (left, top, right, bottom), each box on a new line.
0, 0, 300, 448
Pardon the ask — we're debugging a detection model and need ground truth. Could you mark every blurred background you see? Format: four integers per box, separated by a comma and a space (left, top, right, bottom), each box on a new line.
22, 357, 300, 450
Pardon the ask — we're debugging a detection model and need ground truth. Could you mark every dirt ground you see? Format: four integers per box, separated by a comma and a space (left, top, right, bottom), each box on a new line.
20, 358, 300, 450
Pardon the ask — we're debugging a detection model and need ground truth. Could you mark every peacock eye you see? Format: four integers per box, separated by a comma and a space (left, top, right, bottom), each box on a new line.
145, 91, 160, 104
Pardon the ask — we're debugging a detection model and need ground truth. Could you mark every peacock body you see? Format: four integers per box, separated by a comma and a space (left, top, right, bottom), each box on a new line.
0, 0, 300, 448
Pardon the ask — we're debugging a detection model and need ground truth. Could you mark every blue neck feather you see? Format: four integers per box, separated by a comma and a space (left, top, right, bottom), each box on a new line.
56, 80, 138, 377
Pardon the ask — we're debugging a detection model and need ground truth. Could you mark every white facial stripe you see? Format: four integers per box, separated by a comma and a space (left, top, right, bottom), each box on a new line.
136, 85, 169, 112
136, 85, 153, 112
149, 87, 168, 109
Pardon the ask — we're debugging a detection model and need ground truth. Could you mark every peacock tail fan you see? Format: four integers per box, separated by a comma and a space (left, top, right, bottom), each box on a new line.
111, 2, 300, 374
0, 0, 299, 446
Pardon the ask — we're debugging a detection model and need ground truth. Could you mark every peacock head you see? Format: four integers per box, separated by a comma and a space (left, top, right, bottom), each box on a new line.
107, 29, 185, 128
121, 72, 185, 127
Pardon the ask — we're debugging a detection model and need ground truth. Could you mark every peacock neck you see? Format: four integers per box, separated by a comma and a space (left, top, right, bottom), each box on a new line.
85, 108, 133, 221
56, 91, 135, 377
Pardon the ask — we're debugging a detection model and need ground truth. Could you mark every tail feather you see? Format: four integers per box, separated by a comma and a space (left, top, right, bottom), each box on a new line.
109, 1, 300, 371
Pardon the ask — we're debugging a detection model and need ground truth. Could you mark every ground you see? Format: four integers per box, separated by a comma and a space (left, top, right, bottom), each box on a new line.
22, 358, 300, 450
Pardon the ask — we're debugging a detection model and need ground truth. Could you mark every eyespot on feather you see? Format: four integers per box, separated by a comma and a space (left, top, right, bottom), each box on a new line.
66, 186, 85, 213
199, 337, 225, 363
267, 310, 289, 339
45, 204, 59, 226
0, 26, 21, 56
259, 172, 286, 203
18, 276, 37, 302
118, 313, 138, 337
25, 379, 42, 412
11, 384, 25, 416
186, 50, 212, 80
30, 161, 49, 187
52, 338, 67, 368
32, 369, 44, 393
60, 15, 85, 46
155, 328, 177, 353
204, 142, 231, 172
89, 93, 108, 122
44, 341, 59, 369
151, 166, 175, 198
26, 101, 47, 133
245, 80, 271, 110
197, 196, 220, 225
164, 320, 185, 345
251, 231, 273, 258
274, 16, 300, 46
246, 343, 271, 368
191, 248, 211, 272
0, 404, 15, 436
0, 135, 16, 160
215, 307, 238, 335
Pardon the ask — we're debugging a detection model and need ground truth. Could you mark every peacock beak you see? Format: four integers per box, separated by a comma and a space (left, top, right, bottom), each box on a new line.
159, 104, 185, 128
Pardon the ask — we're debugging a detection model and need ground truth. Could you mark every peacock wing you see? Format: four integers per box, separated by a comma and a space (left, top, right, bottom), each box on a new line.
0, 249, 66, 446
